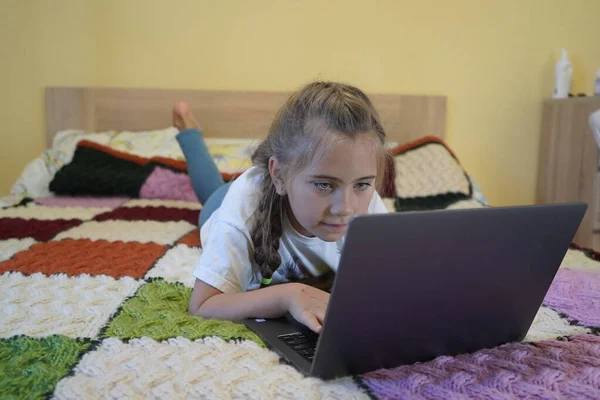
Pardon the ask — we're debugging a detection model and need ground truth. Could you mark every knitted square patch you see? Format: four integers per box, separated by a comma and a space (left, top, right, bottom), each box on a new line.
561, 248, 600, 271
445, 199, 485, 210
49, 145, 155, 197
52, 220, 195, 245
0, 239, 167, 279
0, 218, 83, 241
0, 272, 141, 338
103, 279, 261, 343
0, 238, 37, 262
524, 306, 590, 342
0, 202, 111, 221
139, 166, 199, 203
35, 196, 130, 208
94, 206, 199, 225
176, 229, 201, 248
144, 244, 200, 288
52, 336, 368, 399
363, 335, 600, 399
0, 335, 91, 399
123, 198, 202, 210
390, 137, 473, 211
543, 268, 600, 327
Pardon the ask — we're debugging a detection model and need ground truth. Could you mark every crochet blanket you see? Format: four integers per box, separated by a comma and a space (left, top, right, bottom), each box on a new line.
2, 198, 600, 399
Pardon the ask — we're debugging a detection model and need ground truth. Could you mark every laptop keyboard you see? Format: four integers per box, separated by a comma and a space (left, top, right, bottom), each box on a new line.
278, 332, 319, 362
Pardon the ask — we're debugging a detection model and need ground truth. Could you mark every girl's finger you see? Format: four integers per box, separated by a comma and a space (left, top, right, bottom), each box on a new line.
303, 313, 322, 333
315, 309, 326, 325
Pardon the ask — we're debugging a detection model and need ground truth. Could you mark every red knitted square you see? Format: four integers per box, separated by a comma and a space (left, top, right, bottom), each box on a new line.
93, 206, 199, 225
0, 239, 167, 278
176, 229, 201, 248
0, 218, 82, 241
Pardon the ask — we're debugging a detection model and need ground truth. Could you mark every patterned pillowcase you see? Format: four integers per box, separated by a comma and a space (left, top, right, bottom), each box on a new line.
385, 136, 483, 212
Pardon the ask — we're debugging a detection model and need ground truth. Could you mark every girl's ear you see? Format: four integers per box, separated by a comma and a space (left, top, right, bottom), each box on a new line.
268, 156, 286, 195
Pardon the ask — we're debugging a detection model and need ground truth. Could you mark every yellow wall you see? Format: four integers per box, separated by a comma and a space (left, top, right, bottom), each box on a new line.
2, 0, 600, 205
1, 0, 100, 194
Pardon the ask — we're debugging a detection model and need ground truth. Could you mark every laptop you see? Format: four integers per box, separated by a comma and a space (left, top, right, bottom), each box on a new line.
243, 203, 587, 380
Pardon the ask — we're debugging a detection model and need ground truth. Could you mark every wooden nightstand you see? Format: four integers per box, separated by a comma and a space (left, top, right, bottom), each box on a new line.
536, 97, 600, 250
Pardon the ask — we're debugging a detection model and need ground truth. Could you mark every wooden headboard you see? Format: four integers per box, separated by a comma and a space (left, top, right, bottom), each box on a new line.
45, 87, 447, 147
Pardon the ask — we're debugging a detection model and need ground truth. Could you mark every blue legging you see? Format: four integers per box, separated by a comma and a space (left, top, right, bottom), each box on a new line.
176, 129, 231, 227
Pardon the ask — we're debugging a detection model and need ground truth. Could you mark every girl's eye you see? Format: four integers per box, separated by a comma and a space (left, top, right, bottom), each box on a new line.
314, 182, 333, 191
355, 182, 372, 191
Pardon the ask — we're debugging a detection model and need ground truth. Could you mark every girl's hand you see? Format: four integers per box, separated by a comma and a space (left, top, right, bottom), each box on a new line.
284, 283, 330, 333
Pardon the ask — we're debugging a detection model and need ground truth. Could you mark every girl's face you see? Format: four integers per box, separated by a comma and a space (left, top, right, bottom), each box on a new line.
276, 134, 379, 242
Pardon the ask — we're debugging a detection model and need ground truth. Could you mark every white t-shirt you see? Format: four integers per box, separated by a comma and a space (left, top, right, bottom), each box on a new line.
194, 166, 388, 293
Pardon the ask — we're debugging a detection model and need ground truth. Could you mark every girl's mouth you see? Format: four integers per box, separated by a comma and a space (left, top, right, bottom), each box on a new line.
322, 223, 348, 232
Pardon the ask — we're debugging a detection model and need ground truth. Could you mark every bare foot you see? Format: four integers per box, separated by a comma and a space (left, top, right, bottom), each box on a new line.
172, 101, 200, 132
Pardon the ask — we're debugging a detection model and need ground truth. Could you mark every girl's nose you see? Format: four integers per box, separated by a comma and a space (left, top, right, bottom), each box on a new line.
330, 189, 353, 217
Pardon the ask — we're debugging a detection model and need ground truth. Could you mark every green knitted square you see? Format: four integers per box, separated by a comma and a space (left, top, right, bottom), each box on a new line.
103, 279, 263, 345
0, 335, 91, 399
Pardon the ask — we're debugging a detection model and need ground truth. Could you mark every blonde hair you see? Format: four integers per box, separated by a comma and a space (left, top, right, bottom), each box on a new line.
250, 81, 387, 281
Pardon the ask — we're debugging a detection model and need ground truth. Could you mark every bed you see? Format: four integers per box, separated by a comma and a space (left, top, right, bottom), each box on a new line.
1, 87, 599, 399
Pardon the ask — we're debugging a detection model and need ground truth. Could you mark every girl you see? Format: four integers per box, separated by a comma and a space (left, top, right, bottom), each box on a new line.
174, 81, 389, 333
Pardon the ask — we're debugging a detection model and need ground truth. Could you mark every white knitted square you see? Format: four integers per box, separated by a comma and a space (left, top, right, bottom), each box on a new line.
394, 143, 470, 198
53, 336, 370, 399
53, 220, 195, 245
524, 306, 590, 342
0, 203, 110, 221
0, 272, 141, 339
560, 249, 600, 272
0, 238, 37, 262
145, 244, 201, 288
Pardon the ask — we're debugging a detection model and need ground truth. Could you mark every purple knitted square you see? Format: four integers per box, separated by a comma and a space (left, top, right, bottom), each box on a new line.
362, 335, 600, 399
543, 268, 600, 327
139, 167, 198, 203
